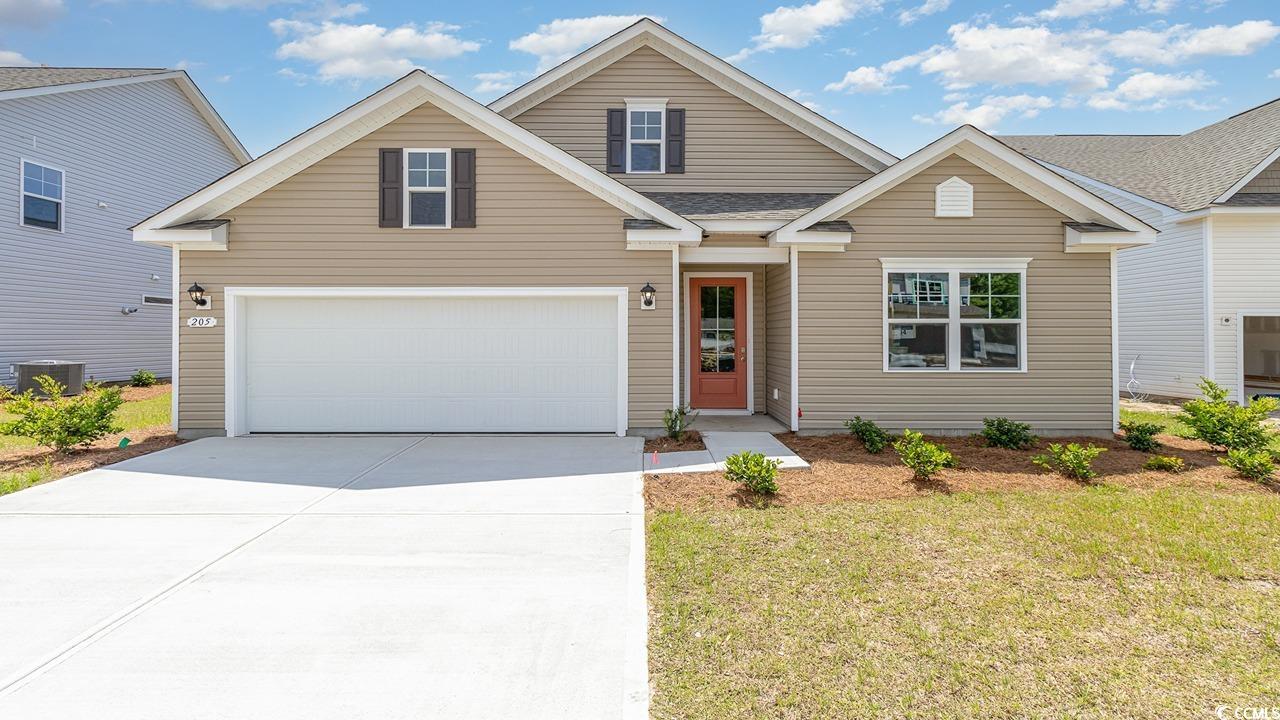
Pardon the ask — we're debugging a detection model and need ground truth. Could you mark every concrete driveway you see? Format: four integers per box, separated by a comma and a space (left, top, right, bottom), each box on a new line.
0, 435, 647, 720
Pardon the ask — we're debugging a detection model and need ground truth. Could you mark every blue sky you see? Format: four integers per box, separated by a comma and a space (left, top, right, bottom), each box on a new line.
4, 0, 1279, 157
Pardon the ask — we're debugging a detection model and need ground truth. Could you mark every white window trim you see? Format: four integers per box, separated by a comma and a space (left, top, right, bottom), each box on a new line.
19, 158, 65, 233
880, 258, 1031, 374
403, 148, 450, 229
625, 99, 666, 174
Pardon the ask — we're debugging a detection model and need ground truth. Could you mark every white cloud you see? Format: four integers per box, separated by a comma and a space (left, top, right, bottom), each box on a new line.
1272, 68, 1280, 79
510, 15, 654, 71
825, 65, 905, 92
898, 0, 949, 26
0, 0, 63, 28
1135, 0, 1176, 12
271, 18, 479, 81
0, 49, 35, 65
914, 93, 1053, 128
918, 23, 1114, 91
1105, 20, 1280, 64
1036, 0, 1124, 20
215, 74, 231, 83
473, 71, 520, 95
729, 0, 882, 61
1087, 70, 1213, 109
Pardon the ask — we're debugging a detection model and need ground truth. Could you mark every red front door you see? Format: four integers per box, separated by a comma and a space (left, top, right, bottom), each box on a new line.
690, 277, 748, 409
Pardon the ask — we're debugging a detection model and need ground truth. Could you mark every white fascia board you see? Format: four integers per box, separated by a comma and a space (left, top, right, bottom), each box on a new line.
136, 70, 697, 237
1177, 206, 1280, 223
134, 223, 227, 249
680, 246, 789, 264
1065, 226, 1156, 253
1214, 144, 1280, 205
699, 220, 787, 232
627, 227, 701, 248
488, 19, 897, 171
880, 257, 1031, 271
774, 125, 1156, 243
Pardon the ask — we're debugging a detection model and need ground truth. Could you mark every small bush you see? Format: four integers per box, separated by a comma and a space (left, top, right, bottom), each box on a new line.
130, 369, 158, 387
1119, 420, 1163, 452
980, 416, 1037, 450
843, 416, 891, 454
1144, 455, 1185, 473
662, 405, 698, 441
1220, 448, 1275, 481
1032, 443, 1107, 480
893, 429, 955, 480
0, 375, 124, 452
724, 451, 781, 495
1178, 378, 1279, 451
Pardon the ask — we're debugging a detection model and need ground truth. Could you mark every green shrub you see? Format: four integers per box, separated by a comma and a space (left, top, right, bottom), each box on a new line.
662, 405, 698, 440
1220, 448, 1275, 481
893, 429, 955, 480
1119, 420, 1163, 452
843, 416, 891, 454
724, 451, 781, 495
1144, 455, 1185, 473
1032, 443, 1107, 480
980, 416, 1037, 450
1178, 378, 1279, 451
130, 369, 158, 387
0, 376, 123, 452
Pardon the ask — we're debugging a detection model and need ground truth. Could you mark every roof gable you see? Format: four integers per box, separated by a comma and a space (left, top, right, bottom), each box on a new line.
135, 70, 700, 243
489, 19, 896, 172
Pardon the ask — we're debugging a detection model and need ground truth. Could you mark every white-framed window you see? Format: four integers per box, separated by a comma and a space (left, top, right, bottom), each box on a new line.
404, 148, 449, 228
21, 159, 64, 232
625, 99, 666, 173
882, 258, 1029, 373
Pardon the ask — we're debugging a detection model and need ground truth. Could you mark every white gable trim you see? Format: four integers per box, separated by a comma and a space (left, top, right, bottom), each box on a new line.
772, 125, 1157, 246
488, 19, 896, 172
0, 71, 250, 165
1214, 143, 1280, 205
133, 70, 700, 245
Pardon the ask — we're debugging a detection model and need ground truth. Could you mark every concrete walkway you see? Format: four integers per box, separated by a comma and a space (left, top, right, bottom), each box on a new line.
0, 435, 647, 720
645, 431, 809, 474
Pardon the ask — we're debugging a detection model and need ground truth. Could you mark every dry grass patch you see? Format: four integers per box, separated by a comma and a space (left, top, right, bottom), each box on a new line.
0, 426, 182, 495
644, 431, 706, 453
646, 432, 1274, 510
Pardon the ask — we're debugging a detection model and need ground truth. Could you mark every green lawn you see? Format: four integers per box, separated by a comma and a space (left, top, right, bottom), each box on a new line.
0, 388, 170, 454
649, 487, 1280, 718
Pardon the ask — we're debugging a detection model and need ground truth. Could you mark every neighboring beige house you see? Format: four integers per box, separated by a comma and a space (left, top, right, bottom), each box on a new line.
135, 19, 1153, 439
1005, 99, 1280, 404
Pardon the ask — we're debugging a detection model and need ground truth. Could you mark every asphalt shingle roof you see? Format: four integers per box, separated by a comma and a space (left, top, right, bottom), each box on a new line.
0, 67, 169, 93
1221, 193, 1280, 206
1001, 98, 1280, 212
644, 192, 837, 220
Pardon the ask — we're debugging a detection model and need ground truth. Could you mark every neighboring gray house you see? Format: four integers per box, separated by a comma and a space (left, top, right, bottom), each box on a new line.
1, 67, 248, 386
1004, 97, 1280, 404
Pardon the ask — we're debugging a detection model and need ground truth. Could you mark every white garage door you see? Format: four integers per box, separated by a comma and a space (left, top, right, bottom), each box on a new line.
239, 293, 621, 433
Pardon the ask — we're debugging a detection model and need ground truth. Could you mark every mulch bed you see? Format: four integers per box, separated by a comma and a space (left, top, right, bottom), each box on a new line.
1, 425, 183, 489
644, 431, 706, 453
645, 432, 1278, 510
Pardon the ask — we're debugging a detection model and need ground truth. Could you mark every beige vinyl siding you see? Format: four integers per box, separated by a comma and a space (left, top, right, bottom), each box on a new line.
797, 154, 1114, 432
679, 265, 766, 411
765, 262, 792, 425
1239, 159, 1280, 194
176, 100, 673, 433
511, 46, 872, 193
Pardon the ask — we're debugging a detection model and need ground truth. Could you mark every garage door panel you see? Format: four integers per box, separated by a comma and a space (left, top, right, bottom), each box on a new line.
242, 294, 620, 433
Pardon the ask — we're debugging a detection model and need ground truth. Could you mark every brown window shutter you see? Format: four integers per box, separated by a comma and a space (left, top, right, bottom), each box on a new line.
452, 148, 476, 228
378, 148, 402, 228
606, 108, 626, 173
666, 109, 685, 174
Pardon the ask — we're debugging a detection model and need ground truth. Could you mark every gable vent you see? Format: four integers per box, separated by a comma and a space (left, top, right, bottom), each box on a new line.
935, 176, 973, 217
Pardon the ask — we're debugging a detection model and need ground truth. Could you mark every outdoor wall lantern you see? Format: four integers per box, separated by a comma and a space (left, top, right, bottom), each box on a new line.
640, 282, 657, 311
187, 282, 209, 308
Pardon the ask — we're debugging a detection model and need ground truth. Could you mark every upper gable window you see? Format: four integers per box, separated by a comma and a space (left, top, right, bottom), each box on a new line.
404, 149, 449, 228
21, 159, 63, 232
626, 100, 666, 173
935, 176, 973, 217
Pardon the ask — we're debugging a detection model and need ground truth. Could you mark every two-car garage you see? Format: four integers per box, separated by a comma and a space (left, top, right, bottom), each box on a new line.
223, 288, 627, 436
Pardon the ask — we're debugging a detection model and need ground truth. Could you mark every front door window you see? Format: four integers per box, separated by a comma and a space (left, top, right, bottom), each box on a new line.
700, 285, 736, 372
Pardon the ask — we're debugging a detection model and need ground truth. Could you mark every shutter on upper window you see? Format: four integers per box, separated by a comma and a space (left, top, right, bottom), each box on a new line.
935, 176, 974, 217
665, 109, 685, 174
606, 108, 626, 173
378, 148, 402, 227
452, 148, 476, 228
